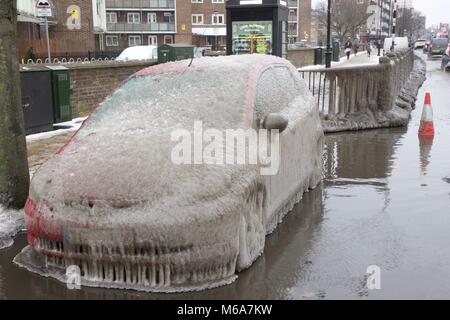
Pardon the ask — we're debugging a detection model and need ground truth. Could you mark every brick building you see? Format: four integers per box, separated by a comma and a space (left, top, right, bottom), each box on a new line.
188, 0, 226, 51
287, 0, 311, 44
101, 0, 177, 51
18, 0, 312, 57
17, 0, 106, 60
101, 0, 227, 52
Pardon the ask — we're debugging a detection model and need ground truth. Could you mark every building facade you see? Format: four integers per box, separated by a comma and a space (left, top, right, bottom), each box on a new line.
287, 0, 311, 44
17, 0, 106, 60
100, 0, 177, 51
363, 0, 392, 42
101, 0, 226, 52
18, 0, 313, 57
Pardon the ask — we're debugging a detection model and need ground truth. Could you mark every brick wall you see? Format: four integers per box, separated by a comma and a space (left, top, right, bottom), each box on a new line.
67, 60, 157, 116
299, 0, 311, 42
176, 0, 193, 44
51, 0, 96, 53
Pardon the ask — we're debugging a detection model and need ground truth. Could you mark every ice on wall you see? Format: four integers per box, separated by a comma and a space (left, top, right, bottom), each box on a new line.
0, 206, 24, 250
22, 54, 324, 292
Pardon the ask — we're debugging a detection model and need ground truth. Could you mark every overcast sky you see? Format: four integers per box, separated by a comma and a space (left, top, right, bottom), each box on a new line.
311, 0, 449, 27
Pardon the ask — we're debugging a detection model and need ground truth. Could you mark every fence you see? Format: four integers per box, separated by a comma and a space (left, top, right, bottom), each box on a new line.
298, 49, 414, 117
22, 51, 121, 65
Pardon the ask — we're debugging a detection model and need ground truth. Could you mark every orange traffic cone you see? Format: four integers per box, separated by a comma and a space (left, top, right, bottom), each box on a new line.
419, 92, 435, 137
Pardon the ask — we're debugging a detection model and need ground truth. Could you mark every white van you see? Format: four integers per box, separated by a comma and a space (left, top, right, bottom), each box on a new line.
383, 37, 409, 52
116, 45, 158, 62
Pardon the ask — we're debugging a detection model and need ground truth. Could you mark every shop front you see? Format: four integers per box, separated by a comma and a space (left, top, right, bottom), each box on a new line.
226, 0, 288, 58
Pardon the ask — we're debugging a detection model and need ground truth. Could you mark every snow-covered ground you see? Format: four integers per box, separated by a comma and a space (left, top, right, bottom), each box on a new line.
0, 206, 24, 250
298, 50, 382, 71
26, 117, 87, 142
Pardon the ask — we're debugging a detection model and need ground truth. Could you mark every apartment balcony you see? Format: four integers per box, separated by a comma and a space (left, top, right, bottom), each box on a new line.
105, 0, 175, 10
107, 22, 176, 33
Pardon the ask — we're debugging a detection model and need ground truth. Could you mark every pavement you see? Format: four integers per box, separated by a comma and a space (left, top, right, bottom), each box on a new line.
27, 132, 74, 178
26, 117, 85, 177
298, 49, 383, 71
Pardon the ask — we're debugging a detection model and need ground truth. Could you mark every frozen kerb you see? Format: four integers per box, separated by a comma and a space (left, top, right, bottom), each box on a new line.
0, 206, 25, 250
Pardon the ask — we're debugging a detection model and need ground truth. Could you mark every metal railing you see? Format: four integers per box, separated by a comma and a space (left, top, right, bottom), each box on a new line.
106, 0, 175, 9
22, 51, 121, 64
299, 49, 414, 116
107, 22, 175, 32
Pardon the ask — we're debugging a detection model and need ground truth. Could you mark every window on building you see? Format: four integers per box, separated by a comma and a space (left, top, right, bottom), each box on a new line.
164, 12, 174, 23
164, 35, 173, 44
192, 14, 204, 25
148, 13, 157, 23
191, 0, 203, 3
106, 12, 117, 23
129, 35, 142, 46
148, 35, 158, 45
212, 0, 224, 3
212, 13, 224, 25
127, 12, 141, 24
106, 35, 119, 46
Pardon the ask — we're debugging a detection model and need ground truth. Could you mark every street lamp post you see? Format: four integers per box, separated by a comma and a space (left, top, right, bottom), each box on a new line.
325, 0, 332, 68
391, 0, 397, 51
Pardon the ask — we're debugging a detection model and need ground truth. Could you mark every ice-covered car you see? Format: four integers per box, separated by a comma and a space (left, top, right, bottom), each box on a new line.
16, 55, 323, 292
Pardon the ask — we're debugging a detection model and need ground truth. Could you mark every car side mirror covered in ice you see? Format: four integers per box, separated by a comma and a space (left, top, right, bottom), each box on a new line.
262, 113, 289, 133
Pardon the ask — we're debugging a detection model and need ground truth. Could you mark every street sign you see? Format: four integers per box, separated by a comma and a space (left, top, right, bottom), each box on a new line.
37, 8, 52, 17
36, 0, 51, 8
36, 0, 53, 61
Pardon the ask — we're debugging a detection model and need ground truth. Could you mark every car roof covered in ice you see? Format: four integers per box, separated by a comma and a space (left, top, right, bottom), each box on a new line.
133, 54, 289, 78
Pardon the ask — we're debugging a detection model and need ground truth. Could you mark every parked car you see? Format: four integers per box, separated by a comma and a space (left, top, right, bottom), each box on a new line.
383, 37, 409, 52
441, 45, 450, 71
116, 45, 158, 61
21, 54, 323, 292
414, 39, 427, 49
428, 38, 449, 58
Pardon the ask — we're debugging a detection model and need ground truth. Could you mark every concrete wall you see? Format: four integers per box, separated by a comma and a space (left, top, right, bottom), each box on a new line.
66, 60, 157, 117
299, 49, 426, 132
287, 48, 315, 68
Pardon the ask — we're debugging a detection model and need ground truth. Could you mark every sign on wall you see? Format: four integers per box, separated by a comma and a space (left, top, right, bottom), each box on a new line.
66, 5, 81, 30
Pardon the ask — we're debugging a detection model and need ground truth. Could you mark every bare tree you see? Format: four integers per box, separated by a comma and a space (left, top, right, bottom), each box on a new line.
0, 0, 30, 209
315, 0, 373, 43
397, 8, 426, 40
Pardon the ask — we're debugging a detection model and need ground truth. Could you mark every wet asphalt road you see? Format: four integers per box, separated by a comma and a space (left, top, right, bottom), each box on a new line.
0, 52, 449, 299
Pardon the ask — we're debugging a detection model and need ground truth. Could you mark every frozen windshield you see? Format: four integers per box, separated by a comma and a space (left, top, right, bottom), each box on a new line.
78, 67, 249, 139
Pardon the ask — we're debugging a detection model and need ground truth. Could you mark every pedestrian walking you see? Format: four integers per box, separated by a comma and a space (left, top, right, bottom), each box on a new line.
366, 42, 372, 57
354, 43, 359, 56
377, 41, 382, 56
344, 38, 352, 60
